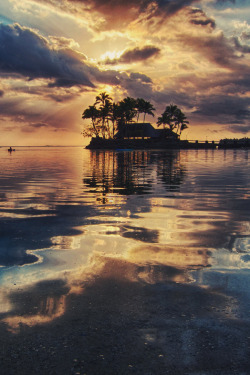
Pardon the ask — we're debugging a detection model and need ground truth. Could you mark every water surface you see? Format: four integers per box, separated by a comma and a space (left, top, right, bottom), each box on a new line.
0, 147, 249, 329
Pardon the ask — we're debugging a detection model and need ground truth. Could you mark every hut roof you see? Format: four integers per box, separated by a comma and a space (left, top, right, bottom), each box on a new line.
115, 123, 178, 139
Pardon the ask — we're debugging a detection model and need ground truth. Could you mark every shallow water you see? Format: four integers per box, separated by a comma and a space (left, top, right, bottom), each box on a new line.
0, 147, 249, 328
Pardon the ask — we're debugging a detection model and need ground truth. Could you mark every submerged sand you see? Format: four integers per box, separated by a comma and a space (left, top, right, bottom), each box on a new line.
0, 258, 249, 375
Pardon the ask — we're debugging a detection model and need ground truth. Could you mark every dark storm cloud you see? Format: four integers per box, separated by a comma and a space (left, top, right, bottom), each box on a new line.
118, 46, 160, 63
191, 19, 215, 28
129, 72, 152, 83
188, 8, 216, 29
0, 22, 154, 93
0, 23, 94, 87
228, 124, 250, 134
104, 46, 160, 65
72, 0, 198, 15
193, 95, 250, 125
180, 32, 240, 68
34, 0, 198, 30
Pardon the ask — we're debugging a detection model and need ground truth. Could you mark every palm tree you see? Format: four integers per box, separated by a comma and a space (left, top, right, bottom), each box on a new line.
95, 92, 113, 138
175, 109, 189, 136
157, 104, 189, 137
95, 92, 112, 107
109, 102, 120, 138
136, 98, 145, 122
142, 100, 155, 122
157, 104, 178, 131
179, 123, 189, 136
82, 105, 100, 137
119, 97, 137, 125
136, 98, 155, 123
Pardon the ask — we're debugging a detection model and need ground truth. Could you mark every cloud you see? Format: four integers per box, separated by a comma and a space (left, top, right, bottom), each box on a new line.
104, 46, 160, 65
241, 31, 250, 40
188, 8, 216, 29
215, 0, 236, 3
0, 23, 94, 87
179, 31, 241, 68
233, 36, 250, 53
0, 22, 155, 92
29, 0, 198, 31
228, 124, 250, 134
192, 95, 250, 125
129, 72, 153, 83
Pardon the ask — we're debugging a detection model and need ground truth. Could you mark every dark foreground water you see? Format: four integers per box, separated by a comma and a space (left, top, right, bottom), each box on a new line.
0, 147, 249, 374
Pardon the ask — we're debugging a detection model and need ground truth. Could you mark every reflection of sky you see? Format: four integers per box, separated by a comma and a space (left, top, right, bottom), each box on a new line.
0, 147, 249, 327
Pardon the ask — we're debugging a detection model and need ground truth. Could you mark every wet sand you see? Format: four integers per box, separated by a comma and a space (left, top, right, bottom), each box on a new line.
0, 259, 249, 375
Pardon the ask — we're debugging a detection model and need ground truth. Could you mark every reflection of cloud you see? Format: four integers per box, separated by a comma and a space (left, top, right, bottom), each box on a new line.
121, 225, 159, 243
128, 244, 211, 270
0, 243, 212, 331
0, 248, 203, 330
2, 279, 68, 333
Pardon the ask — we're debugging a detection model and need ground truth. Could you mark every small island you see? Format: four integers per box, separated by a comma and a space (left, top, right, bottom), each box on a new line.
82, 92, 248, 150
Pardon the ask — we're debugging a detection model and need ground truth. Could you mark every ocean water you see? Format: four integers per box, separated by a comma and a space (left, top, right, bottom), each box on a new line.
0, 147, 249, 328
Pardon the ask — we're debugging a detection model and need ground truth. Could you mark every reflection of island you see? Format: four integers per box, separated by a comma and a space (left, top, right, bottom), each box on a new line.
154, 151, 186, 192
83, 150, 186, 199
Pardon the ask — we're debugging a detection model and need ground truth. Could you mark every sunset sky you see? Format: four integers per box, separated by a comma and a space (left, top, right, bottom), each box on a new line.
0, 0, 249, 145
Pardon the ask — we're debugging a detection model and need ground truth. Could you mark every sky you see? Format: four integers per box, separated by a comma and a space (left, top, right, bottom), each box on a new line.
0, 0, 249, 145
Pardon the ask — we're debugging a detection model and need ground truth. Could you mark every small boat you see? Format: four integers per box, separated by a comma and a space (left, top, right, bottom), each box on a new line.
8, 147, 15, 152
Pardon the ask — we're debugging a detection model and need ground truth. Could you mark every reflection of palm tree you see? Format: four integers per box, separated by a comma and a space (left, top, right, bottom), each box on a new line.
83, 150, 186, 199
156, 152, 186, 192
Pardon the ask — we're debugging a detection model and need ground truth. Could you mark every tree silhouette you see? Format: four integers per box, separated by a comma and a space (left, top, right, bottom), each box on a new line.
118, 97, 137, 126
95, 92, 113, 139
82, 95, 189, 139
176, 110, 189, 135
157, 104, 188, 137
82, 105, 100, 137
110, 102, 120, 138
136, 98, 155, 123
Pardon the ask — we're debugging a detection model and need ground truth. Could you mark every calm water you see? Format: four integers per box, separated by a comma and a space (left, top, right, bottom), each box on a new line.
0, 147, 249, 329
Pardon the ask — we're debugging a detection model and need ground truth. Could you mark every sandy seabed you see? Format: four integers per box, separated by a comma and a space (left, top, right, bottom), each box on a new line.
0, 258, 249, 375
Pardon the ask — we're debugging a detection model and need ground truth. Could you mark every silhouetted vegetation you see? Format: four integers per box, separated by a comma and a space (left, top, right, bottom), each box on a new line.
157, 104, 189, 137
82, 93, 188, 140
218, 137, 250, 149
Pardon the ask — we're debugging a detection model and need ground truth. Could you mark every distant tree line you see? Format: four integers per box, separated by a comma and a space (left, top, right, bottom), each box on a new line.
82, 92, 189, 139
